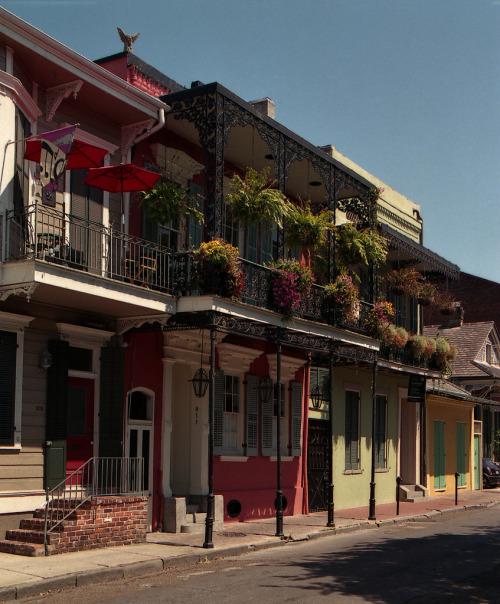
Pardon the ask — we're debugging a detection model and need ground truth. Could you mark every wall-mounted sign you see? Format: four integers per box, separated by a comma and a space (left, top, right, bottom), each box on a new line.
408, 375, 426, 403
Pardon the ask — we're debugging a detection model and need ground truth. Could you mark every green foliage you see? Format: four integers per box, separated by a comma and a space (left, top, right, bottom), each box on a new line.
335, 224, 388, 271
193, 239, 244, 300
285, 202, 332, 250
142, 179, 204, 225
323, 274, 359, 307
226, 167, 291, 226
385, 267, 422, 297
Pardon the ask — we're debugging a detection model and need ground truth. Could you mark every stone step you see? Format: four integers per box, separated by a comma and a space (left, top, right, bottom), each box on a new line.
0, 539, 45, 557
185, 504, 201, 515
180, 523, 206, 533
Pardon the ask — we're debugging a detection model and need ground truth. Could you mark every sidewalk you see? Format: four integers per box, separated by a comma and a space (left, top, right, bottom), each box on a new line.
1, 488, 499, 602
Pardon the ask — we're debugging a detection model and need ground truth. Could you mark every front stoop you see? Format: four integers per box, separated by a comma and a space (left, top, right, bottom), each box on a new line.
0, 496, 147, 556
399, 484, 431, 502
163, 495, 224, 533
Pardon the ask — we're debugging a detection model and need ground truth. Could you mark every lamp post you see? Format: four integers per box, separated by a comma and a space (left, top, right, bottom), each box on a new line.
327, 351, 335, 527
203, 326, 216, 549
275, 331, 283, 538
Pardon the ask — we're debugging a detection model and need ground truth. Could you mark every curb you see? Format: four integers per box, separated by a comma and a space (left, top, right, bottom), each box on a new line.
1, 499, 499, 602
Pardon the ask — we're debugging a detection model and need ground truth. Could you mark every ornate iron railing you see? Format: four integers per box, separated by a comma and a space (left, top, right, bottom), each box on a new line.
4, 204, 175, 293
43, 456, 144, 555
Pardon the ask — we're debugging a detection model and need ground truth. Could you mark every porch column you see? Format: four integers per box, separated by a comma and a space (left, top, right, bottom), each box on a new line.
327, 351, 335, 527
161, 357, 175, 498
203, 325, 216, 549
275, 328, 284, 537
369, 358, 378, 520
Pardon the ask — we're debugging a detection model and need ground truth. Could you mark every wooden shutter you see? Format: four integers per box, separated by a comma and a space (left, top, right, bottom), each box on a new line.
456, 422, 466, 487
246, 375, 259, 456
375, 395, 387, 469
433, 420, 446, 490
290, 382, 303, 456
214, 370, 224, 454
345, 390, 359, 470
261, 381, 273, 456
0, 330, 17, 446
143, 213, 159, 243
99, 346, 124, 458
46, 339, 69, 441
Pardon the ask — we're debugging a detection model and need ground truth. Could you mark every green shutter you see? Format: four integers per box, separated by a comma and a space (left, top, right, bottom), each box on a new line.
345, 390, 359, 470
0, 330, 17, 446
261, 382, 273, 456
456, 422, 466, 488
46, 339, 69, 441
99, 346, 124, 458
214, 370, 224, 453
291, 382, 302, 456
246, 375, 259, 456
434, 420, 446, 490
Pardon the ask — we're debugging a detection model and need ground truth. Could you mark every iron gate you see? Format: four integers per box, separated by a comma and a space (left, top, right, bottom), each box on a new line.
307, 419, 330, 511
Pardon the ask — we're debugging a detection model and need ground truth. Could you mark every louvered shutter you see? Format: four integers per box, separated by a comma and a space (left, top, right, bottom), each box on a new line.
143, 212, 159, 243
246, 375, 258, 456
0, 330, 17, 446
290, 382, 303, 457
99, 346, 124, 457
46, 339, 69, 441
214, 370, 224, 454
345, 390, 359, 470
261, 381, 273, 456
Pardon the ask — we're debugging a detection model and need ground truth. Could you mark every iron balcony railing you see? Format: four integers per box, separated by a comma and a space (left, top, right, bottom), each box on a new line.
43, 456, 145, 555
4, 204, 175, 293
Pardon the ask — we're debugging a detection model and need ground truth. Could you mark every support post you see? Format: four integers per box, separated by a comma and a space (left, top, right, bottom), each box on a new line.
327, 351, 335, 527
368, 358, 378, 520
203, 325, 216, 548
275, 329, 284, 537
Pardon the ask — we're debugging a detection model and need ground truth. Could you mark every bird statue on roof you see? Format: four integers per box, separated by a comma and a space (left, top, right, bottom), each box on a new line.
117, 28, 140, 53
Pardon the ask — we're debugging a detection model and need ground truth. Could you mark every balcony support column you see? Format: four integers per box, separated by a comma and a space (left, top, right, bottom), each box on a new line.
369, 358, 378, 520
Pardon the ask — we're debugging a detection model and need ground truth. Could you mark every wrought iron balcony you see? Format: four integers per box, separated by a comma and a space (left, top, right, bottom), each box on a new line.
3, 204, 175, 293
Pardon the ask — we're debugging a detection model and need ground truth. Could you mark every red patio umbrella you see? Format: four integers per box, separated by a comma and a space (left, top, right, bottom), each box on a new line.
83, 163, 161, 193
24, 138, 108, 170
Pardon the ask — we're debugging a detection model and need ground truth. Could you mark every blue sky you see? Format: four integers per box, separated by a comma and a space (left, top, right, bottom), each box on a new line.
3, 0, 499, 283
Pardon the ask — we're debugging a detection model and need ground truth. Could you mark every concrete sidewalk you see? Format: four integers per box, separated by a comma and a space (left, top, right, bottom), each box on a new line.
1, 489, 499, 602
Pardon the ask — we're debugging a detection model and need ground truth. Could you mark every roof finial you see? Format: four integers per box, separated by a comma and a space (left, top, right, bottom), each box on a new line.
117, 28, 140, 53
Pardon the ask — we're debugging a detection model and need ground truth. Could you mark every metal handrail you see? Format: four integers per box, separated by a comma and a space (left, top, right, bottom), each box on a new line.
43, 456, 145, 555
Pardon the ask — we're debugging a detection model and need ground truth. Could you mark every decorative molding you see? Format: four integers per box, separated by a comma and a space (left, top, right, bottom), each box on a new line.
267, 353, 306, 383
56, 322, 115, 347
217, 342, 261, 375
0, 283, 38, 302
122, 119, 155, 153
117, 313, 172, 335
0, 311, 34, 332
0, 71, 42, 120
45, 80, 83, 122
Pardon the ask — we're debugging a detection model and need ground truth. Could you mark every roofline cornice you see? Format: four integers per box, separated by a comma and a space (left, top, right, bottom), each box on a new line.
0, 8, 168, 118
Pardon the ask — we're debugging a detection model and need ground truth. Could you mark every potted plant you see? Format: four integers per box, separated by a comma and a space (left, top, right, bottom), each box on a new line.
334, 223, 388, 272
142, 178, 204, 225
285, 200, 332, 251
410, 334, 430, 357
365, 300, 395, 338
268, 259, 313, 320
416, 281, 436, 306
193, 239, 244, 300
384, 267, 422, 297
435, 290, 457, 315
226, 167, 291, 226
323, 274, 359, 324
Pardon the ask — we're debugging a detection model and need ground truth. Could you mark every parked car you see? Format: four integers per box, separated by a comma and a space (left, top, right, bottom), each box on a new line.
482, 458, 500, 488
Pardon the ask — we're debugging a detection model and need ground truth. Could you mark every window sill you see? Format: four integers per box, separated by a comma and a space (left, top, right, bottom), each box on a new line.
0, 444, 21, 452
375, 468, 389, 473
219, 455, 248, 462
343, 469, 362, 475
270, 456, 294, 462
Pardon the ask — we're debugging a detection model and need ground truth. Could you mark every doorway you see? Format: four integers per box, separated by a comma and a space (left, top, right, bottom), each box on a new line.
307, 419, 329, 511
66, 377, 95, 477
400, 398, 420, 484
125, 389, 154, 529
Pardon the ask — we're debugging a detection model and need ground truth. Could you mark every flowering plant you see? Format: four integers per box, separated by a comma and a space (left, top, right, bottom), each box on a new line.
385, 267, 422, 297
324, 275, 359, 307
193, 239, 244, 300
365, 300, 395, 337
268, 259, 313, 320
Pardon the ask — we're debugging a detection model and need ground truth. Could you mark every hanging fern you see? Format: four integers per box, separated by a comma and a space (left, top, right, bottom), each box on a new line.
226, 167, 292, 226
335, 223, 388, 271
285, 201, 332, 250
141, 179, 204, 225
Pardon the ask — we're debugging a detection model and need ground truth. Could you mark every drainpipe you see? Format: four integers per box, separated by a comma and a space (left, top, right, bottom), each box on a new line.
133, 108, 168, 145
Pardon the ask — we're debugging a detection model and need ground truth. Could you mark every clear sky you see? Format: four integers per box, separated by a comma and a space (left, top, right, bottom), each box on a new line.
3, 0, 499, 283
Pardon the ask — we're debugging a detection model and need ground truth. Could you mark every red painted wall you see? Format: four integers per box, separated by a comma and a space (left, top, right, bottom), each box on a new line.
123, 329, 164, 531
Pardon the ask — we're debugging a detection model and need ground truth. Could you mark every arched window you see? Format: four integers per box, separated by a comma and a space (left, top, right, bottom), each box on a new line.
128, 390, 153, 422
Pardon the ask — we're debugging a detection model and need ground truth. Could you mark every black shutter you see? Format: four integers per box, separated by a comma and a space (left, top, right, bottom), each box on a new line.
46, 339, 69, 440
214, 370, 224, 454
0, 330, 17, 446
99, 346, 125, 457
246, 375, 259, 456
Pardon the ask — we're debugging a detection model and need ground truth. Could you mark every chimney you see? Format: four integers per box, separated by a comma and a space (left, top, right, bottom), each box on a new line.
447, 303, 464, 328
319, 144, 337, 157
249, 98, 275, 119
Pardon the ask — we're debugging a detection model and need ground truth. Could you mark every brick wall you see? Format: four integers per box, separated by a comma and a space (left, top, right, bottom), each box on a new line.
47, 496, 147, 555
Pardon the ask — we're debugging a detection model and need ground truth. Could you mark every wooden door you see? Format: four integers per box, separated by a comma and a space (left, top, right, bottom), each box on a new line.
66, 377, 94, 476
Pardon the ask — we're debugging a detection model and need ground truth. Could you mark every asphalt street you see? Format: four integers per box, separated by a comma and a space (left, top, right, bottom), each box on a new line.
17, 506, 500, 604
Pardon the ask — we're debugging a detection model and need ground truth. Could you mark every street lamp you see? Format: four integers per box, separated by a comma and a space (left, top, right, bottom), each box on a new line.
190, 329, 209, 398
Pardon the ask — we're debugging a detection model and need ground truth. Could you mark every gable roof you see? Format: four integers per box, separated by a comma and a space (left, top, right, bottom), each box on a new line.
426, 378, 492, 405
424, 321, 496, 378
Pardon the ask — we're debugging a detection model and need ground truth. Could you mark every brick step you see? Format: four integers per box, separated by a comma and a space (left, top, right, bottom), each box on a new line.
0, 539, 45, 557
20, 518, 71, 531
5, 529, 61, 546
33, 508, 78, 520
